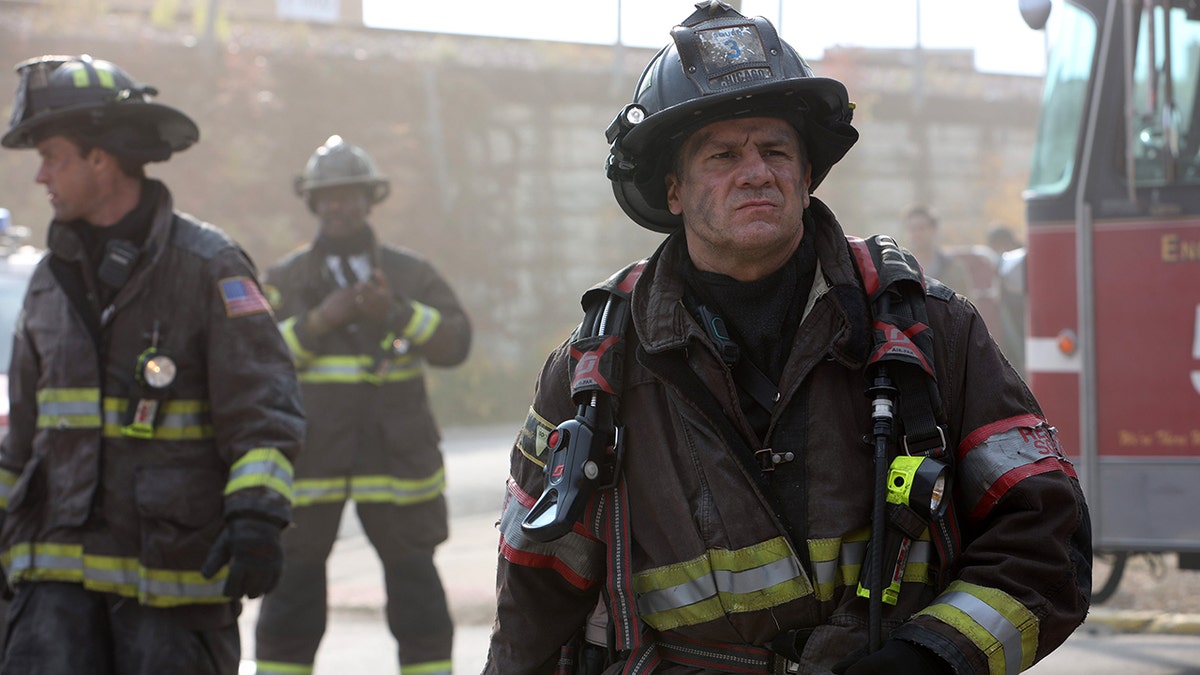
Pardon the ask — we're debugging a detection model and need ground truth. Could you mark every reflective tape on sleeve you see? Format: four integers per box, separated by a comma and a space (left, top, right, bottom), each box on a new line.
278, 315, 316, 367
497, 478, 604, 589
401, 301, 441, 345
226, 448, 295, 503
958, 422, 1077, 520
914, 580, 1038, 675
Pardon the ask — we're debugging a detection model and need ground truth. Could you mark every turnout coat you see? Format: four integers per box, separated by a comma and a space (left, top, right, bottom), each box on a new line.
0, 181, 305, 608
266, 232, 471, 526
488, 199, 1091, 675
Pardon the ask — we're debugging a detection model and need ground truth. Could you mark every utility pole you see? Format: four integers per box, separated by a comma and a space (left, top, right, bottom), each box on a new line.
912, 0, 932, 207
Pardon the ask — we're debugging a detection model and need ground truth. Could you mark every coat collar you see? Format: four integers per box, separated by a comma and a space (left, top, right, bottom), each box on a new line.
629, 196, 869, 371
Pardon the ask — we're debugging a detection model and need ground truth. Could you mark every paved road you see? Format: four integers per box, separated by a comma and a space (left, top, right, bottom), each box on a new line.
238, 425, 1200, 674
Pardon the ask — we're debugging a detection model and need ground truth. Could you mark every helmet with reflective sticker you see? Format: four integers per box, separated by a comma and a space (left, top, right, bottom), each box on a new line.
605, 1, 858, 232
2, 54, 198, 161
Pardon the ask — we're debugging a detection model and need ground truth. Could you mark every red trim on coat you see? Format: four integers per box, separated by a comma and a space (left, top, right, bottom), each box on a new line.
967, 459, 1073, 521
956, 413, 1046, 461
498, 537, 596, 590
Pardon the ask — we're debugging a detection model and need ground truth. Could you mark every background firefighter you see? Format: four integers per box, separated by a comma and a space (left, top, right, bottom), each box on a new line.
0, 55, 305, 673
255, 135, 472, 675
485, 2, 1091, 674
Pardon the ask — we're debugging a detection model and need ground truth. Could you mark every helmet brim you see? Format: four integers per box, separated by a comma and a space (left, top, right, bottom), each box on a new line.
1, 100, 199, 152
613, 77, 858, 232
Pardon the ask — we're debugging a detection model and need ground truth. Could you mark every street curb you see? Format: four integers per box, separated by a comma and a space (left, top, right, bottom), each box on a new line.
1083, 608, 1200, 635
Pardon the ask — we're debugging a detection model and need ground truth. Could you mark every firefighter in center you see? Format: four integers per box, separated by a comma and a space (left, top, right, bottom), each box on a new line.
485, 3, 1091, 674
255, 135, 472, 675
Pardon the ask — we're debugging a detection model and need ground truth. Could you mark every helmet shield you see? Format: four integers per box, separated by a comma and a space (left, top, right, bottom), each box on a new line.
294, 135, 390, 213
606, 1, 858, 232
2, 55, 198, 160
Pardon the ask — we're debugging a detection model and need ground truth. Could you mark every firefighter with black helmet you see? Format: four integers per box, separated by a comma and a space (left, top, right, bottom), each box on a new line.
486, 3, 1091, 674
255, 135, 471, 675
0, 55, 305, 672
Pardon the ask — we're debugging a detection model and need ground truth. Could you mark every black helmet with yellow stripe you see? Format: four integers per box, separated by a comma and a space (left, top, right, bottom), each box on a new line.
2, 54, 198, 162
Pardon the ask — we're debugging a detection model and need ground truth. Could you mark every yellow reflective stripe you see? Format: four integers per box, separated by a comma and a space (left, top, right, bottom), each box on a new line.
227, 448, 295, 503
808, 537, 841, 601
632, 537, 811, 632
1, 542, 228, 607
915, 580, 1039, 675
255, 661, 314, 675
402, 301, 441, 345
101, 398, 215, 440
293, 478, 348, 506
839, 526, 870, 586
95, 68, 115, 89
72, 68, 89, 87
36, 387, 102, 428
902, 539, 933, 584
0, 467, 18, 510
402, 660, 452, 675
350, 470, 445, 505
362, 360, 423, 384
279, 316, 316, 367
298, 355, 423, 385
299, 355, 364, 382
37, 388, 100, 404
518, 407, 554, 468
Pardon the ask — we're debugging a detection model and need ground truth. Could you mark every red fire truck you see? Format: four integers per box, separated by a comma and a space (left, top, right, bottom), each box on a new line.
1019, 0, 1200, 600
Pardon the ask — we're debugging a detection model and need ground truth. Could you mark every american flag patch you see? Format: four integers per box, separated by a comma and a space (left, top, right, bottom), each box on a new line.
218, 276, 272, 318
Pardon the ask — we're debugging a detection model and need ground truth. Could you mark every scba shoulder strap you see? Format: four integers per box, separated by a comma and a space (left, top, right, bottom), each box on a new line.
847, 235, 961, 561
520, 259, 646, 544
529, 238, 962, 667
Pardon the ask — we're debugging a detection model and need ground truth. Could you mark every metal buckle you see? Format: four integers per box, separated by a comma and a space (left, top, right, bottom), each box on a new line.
902, 425, 946, 456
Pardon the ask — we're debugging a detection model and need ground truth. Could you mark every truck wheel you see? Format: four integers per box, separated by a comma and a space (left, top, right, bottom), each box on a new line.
1092, 551, 1128, 604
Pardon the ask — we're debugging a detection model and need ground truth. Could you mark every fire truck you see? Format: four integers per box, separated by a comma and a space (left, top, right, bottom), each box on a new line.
1019, 0, 1200, 600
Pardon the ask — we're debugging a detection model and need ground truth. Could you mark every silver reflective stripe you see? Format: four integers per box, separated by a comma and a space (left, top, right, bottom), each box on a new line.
38, 400, 100, 417
812, 556, 838, 589
293, 481, 347, 505
404, 302, 441, 344
636, 555, 802, 616
941, 590, 1024, 675
497, 484, 605, 586
101, 406, 212, 430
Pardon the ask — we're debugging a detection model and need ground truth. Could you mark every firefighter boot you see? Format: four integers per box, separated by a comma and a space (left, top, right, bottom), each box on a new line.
384, 556, 453, 675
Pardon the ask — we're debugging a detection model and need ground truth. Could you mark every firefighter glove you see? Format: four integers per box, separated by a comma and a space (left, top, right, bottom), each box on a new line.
200, 516, 284, 599
311, 285, 361, 332
355, 271, 395, 321
831, 640, 953, 675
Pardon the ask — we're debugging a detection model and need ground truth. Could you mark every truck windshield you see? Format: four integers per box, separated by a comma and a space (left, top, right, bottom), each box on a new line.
1131, 4, 1200, 185
1027, 2, 1097, 196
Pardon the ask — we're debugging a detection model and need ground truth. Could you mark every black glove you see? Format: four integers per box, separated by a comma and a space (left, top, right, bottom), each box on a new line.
200, 516, 284, 599
832, 640, 954, 675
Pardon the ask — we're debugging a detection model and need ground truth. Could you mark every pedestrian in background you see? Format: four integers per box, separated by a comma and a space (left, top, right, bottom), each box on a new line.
256, 135, 472, 675
0, 54, 304, 673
